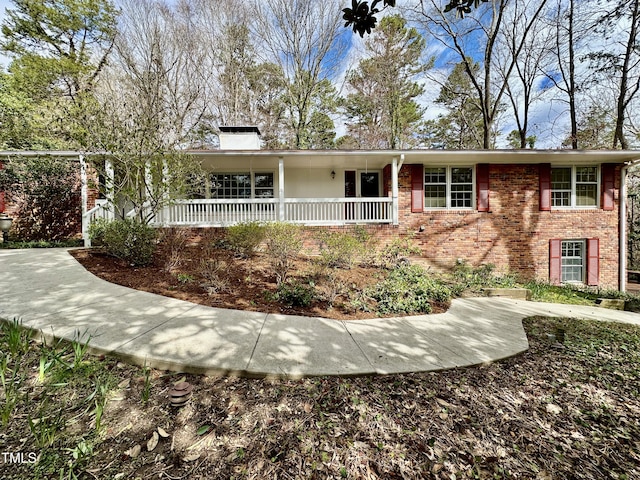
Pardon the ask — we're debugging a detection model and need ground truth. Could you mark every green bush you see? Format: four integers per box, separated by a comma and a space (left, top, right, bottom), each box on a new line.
101, 218, 157, 266
271, 280, 317, 307
316, 230, 364, 269
0, 156, 81, 241
367, 264, 453, 315
264, 222, 303, 285
377, 235, 420, 268
452, 260, 517, 291
226, 222, 267, 257
88, 218, 110, 246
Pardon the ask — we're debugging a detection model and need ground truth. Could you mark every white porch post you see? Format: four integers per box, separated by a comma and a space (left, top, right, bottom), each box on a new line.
80, 154, 89, 246
392, 156, 400, 226
105, 158, 115, 220
278, 156, 285, 222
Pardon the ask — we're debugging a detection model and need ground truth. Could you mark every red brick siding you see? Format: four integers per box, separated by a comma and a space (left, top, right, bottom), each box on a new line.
392, 163, 621, 289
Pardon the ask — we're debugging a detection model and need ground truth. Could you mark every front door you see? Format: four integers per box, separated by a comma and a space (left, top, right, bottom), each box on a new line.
360, 172, 380, 197
360, 172, 380, 221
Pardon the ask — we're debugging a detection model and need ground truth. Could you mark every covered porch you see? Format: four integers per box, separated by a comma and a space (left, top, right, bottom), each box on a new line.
83, 151, 403, 234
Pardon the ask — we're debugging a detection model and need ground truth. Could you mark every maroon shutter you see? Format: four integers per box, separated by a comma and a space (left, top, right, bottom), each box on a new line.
411, 164, 424, 213
383, 164, 391, 197
344, 171, 356, 198
549, 239, 562, 284
539, 163, 551, 211
587, 238, 600, 286
476, 163, 490, 212
601, 164, 615, 211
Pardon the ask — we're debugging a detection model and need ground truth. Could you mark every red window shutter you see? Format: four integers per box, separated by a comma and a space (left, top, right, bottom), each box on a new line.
539, 163, 551, 211
410, 164, 424, 213
601, 164, 615, 211
476, 163, 490, 212
383, 164, 391, 197
587, 238, 600, 286
549, 239, 562, 284
344, 170, 356, 198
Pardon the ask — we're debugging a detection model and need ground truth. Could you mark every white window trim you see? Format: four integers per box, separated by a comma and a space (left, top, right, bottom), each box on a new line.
552, 165, 600, 209
424, 165, 475, 210
561, 239, 586, 284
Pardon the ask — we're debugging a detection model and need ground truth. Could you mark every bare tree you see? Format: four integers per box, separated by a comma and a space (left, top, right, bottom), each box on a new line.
253, 0, 347, 148
540, 0, 593, 149
82, 0, 206, 222
410, 0, 548, 149
497, 2, 552, 148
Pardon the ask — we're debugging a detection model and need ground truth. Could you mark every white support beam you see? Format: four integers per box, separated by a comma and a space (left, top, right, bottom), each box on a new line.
392, 156, 400, 226
278, 157, 285, 222
105, 158, 115, 220
80, 154, 89, 246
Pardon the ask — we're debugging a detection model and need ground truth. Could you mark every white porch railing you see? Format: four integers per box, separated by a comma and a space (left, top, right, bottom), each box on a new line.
82, 200, 113, 246
151, 197, 393, 227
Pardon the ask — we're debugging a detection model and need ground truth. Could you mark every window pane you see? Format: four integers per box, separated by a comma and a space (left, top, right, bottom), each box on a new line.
576, 166, 597, 183
255, 173, 273, 188
576, 184, 597, 206
425, 167, 446, 183
451, 167, 472, 184
254, 173, 274, 198
551, 168, 571, 190
451, 184, 472, 208
425, 185, 446, 208
552, 191, 570, 207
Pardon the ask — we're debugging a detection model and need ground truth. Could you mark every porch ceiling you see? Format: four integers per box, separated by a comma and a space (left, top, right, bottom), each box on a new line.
186, 149, 640, 168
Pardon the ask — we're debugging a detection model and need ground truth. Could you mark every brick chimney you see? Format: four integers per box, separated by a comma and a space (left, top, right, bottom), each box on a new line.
218, 126, 261, 150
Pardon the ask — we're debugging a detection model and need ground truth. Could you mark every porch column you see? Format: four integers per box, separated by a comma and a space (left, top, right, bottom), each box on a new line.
80, 154, 89, 246
392, 156, 399, 225
278, 156, 285, 221
105, 158, 115, 220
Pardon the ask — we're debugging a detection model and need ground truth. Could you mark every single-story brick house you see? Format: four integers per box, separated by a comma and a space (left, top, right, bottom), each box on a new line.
3, 127, 640, 290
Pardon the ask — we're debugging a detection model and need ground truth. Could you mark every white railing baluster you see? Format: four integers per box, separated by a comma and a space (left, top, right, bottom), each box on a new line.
142, 197, 391, 227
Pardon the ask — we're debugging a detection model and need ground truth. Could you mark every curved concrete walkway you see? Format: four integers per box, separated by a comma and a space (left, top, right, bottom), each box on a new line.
1, 248, 639, 378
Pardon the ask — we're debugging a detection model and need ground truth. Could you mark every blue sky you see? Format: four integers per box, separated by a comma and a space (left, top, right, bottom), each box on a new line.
0, 0, 11, 69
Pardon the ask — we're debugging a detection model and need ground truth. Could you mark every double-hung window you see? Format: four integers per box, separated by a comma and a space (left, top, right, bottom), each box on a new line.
551, 166, 598, 208
561, 240, 585, 283
424, 166, 473, 209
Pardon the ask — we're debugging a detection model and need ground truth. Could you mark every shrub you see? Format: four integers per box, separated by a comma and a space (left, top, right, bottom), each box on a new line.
226, 222, 267, 257
452, 260, 518, 291
367, 264, 453, 315
160, 228, 190, 272
264, 222, 303, 285
101, 219, 157, 266
316, 230, 364, 269
271, 280, 317, 307
198, 257, 229, 295
377, 235, 420, 269
88, 218, 109, 246
0, 156, 81, 241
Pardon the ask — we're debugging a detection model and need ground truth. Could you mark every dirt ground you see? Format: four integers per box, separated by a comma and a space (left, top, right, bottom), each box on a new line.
70, 236, 447, 320
2, 316, 639, 480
